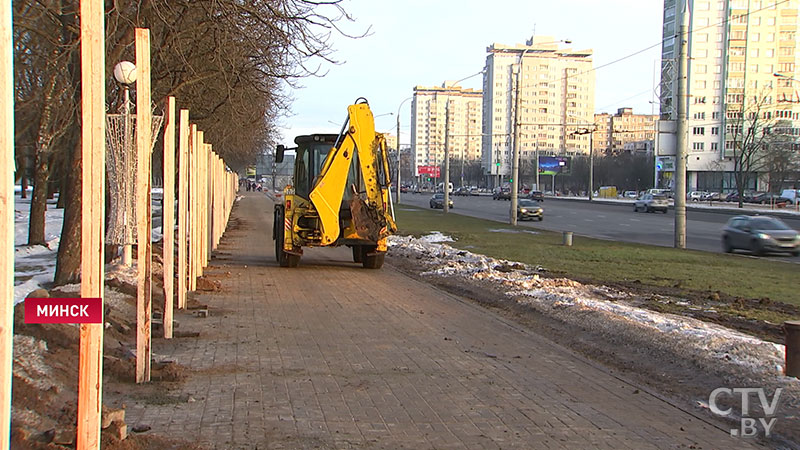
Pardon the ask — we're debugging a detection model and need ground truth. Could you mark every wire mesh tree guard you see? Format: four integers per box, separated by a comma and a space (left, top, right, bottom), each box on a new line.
105, 112, 164, 245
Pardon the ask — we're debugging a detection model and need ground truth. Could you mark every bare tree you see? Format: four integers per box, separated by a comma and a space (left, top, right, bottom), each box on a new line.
13, 0, 363, 283
726, 94, 776, 207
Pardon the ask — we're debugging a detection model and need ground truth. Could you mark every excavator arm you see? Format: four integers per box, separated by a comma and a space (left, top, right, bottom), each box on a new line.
309, 102, 380, 245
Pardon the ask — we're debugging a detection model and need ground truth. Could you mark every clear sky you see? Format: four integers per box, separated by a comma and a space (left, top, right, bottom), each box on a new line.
278, 0, 665, 147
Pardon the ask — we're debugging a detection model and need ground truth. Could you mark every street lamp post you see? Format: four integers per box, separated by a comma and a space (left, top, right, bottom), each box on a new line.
511, 38, 571, 224
396, 97, 412, 203
443, 71, 484, 214
572, 128, 594, 200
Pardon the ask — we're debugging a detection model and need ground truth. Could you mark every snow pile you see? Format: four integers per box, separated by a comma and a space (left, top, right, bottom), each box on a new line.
388, 233, 789, 379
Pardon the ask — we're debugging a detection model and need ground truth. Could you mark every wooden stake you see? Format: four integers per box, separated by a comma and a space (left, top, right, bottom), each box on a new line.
162, 97, 175, 338
177, 110, 189, 308
135, 28, 152, 384
189, 126, 198, 291
76, 0, 105, 447
0, 3, 13, 448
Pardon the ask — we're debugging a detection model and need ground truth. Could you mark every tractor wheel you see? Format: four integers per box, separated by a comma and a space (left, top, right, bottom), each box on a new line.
274, 207, 300, 267
352, 245, 363, 263
361, 245, 385, 269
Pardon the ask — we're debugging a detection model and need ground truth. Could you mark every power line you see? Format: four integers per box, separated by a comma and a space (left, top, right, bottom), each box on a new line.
563, 0, 793, 83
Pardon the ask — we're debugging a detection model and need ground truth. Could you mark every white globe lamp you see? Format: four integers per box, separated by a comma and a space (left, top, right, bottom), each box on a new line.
113, 61, 137, 85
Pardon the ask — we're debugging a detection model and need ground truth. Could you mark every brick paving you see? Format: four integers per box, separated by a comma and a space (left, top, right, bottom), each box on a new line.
122, 192, 764, 449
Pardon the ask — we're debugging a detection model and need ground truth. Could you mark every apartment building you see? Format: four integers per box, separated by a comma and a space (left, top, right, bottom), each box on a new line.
481, 36, 595, 181
593, 108, 658, 154
660, 0, 800, 192
410, 83, 482, 176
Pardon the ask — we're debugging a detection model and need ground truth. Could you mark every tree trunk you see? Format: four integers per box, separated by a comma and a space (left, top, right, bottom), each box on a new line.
20, 171, 27, 199
54, 136, 82, 285
27, 152, 50, 245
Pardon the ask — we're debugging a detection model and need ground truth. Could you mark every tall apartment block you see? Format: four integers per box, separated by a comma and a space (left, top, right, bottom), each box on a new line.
480, 36, 594, 183
410, 82, 482, 176
660, 0, 799, 192
593, 108, 658, 154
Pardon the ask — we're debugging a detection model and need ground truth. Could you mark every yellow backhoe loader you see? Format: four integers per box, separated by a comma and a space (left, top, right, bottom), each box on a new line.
272, 98, 397, 268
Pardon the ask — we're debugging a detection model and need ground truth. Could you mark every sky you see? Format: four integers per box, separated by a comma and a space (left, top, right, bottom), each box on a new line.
278, 0, 665, 147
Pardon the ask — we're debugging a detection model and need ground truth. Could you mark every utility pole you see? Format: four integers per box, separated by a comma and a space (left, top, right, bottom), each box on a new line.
675, 4, 689, 248
396, 114, 402, 203
444, 99, 451, 213
511, 60, 523, 225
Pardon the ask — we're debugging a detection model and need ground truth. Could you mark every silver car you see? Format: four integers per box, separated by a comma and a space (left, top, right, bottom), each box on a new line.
722, 216, 800, 256
633, 194, 668, 213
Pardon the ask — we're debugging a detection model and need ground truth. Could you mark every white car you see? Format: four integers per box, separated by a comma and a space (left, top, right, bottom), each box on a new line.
634, 194, 669, 213
687, 191, 709, 202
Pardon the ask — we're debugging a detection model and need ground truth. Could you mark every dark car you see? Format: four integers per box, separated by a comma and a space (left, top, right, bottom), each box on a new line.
493, 188, 511, 201
399, 185, 409, 193
528, 190, 544, 201
725, 191, 755, 203
453, 186, 471, 196
750, 192, 790, 205
517, 199, 543, 221
429, 193, 453, 209
722, 215, 800, 256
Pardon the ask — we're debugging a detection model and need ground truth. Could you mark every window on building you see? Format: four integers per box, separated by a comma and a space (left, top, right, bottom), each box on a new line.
693, 127, 705, 135
711, 142, 718, 151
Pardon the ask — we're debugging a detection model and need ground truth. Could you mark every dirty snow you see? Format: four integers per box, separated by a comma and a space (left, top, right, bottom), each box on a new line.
388, 233, 793, 381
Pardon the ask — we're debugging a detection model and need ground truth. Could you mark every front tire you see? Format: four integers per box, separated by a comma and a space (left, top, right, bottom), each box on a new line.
750, 239, 764, 256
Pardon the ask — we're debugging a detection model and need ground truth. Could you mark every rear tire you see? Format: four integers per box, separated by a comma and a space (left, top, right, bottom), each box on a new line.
274, 207, 300, 267
538, 216, 543, 221
360, 245, 385, 269
352, 245, 363, 263
722, 237, 733, 253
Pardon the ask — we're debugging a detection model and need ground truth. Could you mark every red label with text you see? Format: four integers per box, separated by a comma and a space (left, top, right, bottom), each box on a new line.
24, 298, 102, 324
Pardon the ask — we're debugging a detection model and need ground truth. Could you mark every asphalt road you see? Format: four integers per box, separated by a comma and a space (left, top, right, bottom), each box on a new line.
398, 193, 800, 263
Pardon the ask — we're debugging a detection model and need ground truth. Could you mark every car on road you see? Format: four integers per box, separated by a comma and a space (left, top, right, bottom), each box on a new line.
722, 215, 800, 256
687, 191, 709, 202
493, 188, 511, 200
622, 190, 638, 199
528, 190, 544, 201
702, 192, 722, 201
781, 189, 798, 205
517, 199, 543, 221
633, 193, 668, 213
429, 193, 453, 209
453, 186, 471, 196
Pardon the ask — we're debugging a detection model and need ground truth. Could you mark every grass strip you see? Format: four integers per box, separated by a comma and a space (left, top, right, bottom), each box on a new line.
395, 206, 800, 313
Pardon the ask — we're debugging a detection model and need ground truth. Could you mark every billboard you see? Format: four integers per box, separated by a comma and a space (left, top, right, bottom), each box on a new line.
417, 165, 441, 177
538, 156, 571, 175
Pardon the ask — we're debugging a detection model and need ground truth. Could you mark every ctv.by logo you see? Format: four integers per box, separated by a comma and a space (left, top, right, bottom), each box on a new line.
709, 387, 783, 437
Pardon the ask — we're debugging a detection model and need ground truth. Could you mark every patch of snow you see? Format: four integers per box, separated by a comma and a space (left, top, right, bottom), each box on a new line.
418, 232, 454, 243
388, 234, 791, 380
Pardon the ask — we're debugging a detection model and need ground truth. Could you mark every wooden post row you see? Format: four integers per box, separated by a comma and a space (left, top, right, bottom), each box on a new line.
135, 28, 152, 384
0, 2, 13, 448
177, 110, 189, 309
76, 0, 105, 447
162, 97, 175, 338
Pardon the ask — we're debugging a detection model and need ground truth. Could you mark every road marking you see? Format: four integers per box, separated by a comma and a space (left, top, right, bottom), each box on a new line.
630, 218, 641, 222
584, 219, 594, 222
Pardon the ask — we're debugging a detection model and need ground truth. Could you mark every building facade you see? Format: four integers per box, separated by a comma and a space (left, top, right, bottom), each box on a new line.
593, 108, 658, 154
481, 36, 595, 183
660, 0, 800, 192
410, 83, 482, 177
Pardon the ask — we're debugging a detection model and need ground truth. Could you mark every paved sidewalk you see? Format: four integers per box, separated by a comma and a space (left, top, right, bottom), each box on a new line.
122, 191, 763, 449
